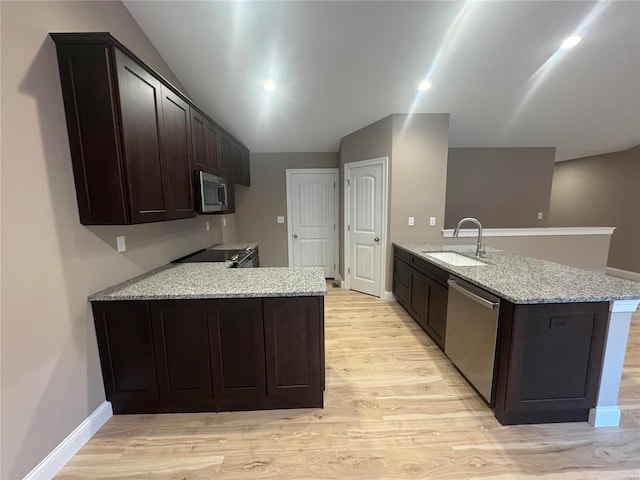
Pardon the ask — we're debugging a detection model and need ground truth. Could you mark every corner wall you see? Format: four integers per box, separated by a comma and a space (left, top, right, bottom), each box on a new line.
234, 152, 339, 267
0, 2, 224, 477
547, 145, 640, 273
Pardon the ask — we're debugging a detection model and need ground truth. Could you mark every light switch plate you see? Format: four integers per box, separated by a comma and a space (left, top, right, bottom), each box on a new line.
538, 212, 543, 220
116, 235, 126, 253
206, 221, 210, 231
408, 216, 415, 226
429, 216, 436, 226
277, 216, 285, 224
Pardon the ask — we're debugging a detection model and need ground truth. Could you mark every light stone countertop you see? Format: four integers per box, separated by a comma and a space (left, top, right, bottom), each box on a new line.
208, 242, 258, 251
395, 242, 640, 304
89, 263, 327, 301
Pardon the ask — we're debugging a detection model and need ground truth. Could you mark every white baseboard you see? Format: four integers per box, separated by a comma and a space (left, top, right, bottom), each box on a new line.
381, 290, 395, 301
24, 401, 113, 480
606, 267, 640, 282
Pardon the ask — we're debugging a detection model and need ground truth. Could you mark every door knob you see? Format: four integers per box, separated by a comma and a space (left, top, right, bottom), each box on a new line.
374, 236, 380, 242
293, 234, 298, 239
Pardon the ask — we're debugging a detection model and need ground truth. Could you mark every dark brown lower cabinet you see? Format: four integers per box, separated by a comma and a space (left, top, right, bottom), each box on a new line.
92, 301, 158, 414
264, 297, 324, 408
150, 300, 214, 412
494, 301, 608, 425
425, 280, 447, 348
208, 298, 266, 411
91, 296, 324, 414
393, 246, 448, 350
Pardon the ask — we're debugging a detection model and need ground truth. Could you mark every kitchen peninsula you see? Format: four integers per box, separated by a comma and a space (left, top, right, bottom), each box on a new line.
89, 263, 327, 414
393, 242, 640, 427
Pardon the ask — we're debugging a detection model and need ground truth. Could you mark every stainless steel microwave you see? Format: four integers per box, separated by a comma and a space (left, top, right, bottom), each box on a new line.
195, 171, 228, 213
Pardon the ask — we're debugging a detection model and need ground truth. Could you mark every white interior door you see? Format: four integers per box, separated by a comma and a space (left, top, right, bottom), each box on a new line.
345, 158, 387, 297
287, 169, 338, 278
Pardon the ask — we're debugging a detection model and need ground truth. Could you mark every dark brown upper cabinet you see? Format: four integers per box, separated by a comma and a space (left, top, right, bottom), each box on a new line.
219, 135, 236, 214
190, 108, 222, 176
50, 32, 249, 224
233, 144, 251, 187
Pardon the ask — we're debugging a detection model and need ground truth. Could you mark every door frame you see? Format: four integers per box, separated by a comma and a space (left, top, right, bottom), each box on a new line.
285, 168, 339, 278
343, 157, 389, 296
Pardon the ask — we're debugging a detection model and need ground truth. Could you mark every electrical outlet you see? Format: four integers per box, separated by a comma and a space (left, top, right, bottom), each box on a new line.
206, 221, 210, 231
116, 235, 126, 252
429, 216, 436, 226
538, 212, 543, 220
408, 216, 415, 226
277, 216, 285, 224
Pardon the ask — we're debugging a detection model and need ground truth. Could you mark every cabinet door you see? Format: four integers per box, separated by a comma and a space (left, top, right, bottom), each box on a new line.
425, 279, 447, 349
207, 299, 265, 404
191, 109, 222, 175
409, 269, 429, 328
232, 143, 250, 186
115, 50, 170, 223
150, 300, 214, 411
392, 257, 410, 307
206, 124, 222, 175
263, 297, 323, 405
495, 301, 608, 425
54, 44, 129, 224
160, 86, 196, 219
92, 301, 158, 413
219, 135, 236, 213
237, 147, 251, 186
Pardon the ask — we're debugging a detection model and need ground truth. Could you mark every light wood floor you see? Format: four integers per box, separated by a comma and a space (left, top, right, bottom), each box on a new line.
57, 285, 640, 479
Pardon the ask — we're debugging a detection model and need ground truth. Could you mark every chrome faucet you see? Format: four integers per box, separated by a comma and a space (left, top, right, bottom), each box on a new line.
453, 217, 486, 257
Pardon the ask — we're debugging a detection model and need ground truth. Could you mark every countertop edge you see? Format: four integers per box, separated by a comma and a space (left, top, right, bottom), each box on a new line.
89, 291, 328, 302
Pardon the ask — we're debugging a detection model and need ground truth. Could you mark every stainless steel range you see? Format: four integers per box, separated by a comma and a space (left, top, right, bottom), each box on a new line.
173, 245, 259, 268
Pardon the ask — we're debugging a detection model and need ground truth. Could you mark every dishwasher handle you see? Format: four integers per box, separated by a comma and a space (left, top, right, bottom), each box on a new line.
448, 279, 499, 310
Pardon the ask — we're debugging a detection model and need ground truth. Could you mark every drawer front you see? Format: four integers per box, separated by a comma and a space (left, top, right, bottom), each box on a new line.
393, 257, 411, 286
411, 255, 448, 287
393, 246, 411, 263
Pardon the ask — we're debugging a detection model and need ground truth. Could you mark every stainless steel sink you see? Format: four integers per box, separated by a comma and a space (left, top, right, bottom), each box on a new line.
422, 251, 488, 266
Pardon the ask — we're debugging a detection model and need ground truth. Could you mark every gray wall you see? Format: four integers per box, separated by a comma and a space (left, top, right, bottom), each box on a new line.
444, 148, 555, 228
235, 153, 339, 267
340, 114, 450, 290
0, 2, 232, 477
547, 145, 640, 273
390, 114, 450, 241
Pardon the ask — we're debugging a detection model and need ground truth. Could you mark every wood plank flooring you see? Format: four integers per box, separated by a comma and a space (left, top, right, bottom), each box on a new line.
57, 284, 640, 479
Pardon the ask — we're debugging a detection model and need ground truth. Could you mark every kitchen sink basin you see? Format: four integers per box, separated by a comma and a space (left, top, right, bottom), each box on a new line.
422, 251, 488, 266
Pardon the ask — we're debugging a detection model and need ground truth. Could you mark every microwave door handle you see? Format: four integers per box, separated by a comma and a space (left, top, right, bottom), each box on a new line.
221, 184, 227, 205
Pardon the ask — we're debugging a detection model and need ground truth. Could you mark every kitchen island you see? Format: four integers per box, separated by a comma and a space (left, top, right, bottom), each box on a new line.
393, 242, 640, 427
89, 264, 327, 414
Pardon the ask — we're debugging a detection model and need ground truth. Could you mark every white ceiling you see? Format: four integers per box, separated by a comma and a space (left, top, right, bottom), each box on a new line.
123, 1, 640, 161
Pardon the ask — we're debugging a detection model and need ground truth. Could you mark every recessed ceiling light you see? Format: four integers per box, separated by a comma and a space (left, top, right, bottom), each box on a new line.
418, 80, 432, 92
263, 80, 276, 92
560, 35, 582, 49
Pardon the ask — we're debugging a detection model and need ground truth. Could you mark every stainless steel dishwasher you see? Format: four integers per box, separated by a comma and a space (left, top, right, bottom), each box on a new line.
444, 276, 500, 403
